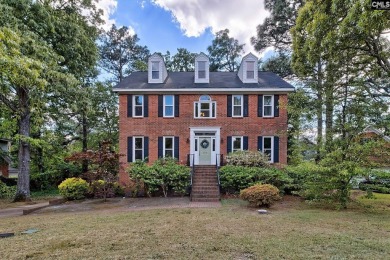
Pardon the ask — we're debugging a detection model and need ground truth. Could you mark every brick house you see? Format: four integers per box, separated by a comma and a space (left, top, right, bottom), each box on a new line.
114, 52, 294, 197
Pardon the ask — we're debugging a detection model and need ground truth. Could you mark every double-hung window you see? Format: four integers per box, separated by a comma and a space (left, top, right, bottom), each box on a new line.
133, 95, 144, 117
232, 136, 243, 152
194, 95, 216, 118
263, 95, 274, 117
163, 137, 174, 157
164, 95, 174, 117
133, 137, 144, 161
263, 136, 273, 161
152, 61, 160, 79
198, 61, 206, 79
232, 95, 243, 117
246, 61, 255, 79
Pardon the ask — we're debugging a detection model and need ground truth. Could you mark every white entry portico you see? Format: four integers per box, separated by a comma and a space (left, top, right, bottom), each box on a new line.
189, 127, 221, 166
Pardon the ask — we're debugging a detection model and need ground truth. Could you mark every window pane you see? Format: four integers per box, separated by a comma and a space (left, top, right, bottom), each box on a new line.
201, 103, 209, 110
195, 139, 198, 151
195, 103, 199, 117
152, 71, 159, 79
198, 61, 206, 70
264, 138, 272, 149
212, 139, 215, 152
264, 106, 272, 116
200, 95, 210, 101
233, 106, 241, 116
135, 150, 143, 160
233, 96, 242, 105
212, 103, 216, 117
247, 61, 254, 70
152, 61, 159, 71
165, 150, 173, 157
233, 137, 242, 150
264, 149, 271, 158
135, 106, 143, 116
198, 71, 206, 79
200, 110, 210, 117
246, 71, 254, 79
164, 95, 173, 106
165, 138, 173, 149
135, 96, 143, 105
135, 138, 143, 149
264, 96, 272, 105
165, 106, 173, 116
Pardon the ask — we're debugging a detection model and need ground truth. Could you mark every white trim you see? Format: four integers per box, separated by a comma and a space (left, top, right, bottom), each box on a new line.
262, 136, 274, 163
232, 95, 243, 117
163, 95, 174, 117
194, 100, 217, 119
263, 95, 274, 117
232, 136, 243, 152
163, 136, 174, 157
133, 95, 144, 117
190, 127, 221, 166
133, 136, 144, 161
113, 88, 294, 93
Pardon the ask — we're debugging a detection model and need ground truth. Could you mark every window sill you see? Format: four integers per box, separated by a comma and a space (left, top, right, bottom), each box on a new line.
194, 117, 217, 119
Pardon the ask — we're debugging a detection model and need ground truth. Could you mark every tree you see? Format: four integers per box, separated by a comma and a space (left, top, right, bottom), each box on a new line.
170, 48, 196, 72
260, 52, 294, 78
207, 29, 244, 72
99, 25, 150, 83
0, 0, 101, 201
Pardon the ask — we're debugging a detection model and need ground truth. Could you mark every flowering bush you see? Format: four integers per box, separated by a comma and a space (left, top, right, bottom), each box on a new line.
225, 150, 270, 167
240, 184, 281, 207
58, 177, 89, 200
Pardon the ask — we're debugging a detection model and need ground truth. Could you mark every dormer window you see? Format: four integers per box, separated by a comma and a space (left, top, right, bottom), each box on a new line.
152, 61, 160, 79
246, 61, 255, 79
198, 61, 206, 79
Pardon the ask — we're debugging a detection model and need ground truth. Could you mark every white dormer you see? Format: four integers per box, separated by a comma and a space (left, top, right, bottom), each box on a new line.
195, 52, 210, 83
148, 53, 168, 83
238, 53, 258, 83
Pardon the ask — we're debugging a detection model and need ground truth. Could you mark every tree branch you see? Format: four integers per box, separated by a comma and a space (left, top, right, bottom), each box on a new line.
0, 93, 17, 112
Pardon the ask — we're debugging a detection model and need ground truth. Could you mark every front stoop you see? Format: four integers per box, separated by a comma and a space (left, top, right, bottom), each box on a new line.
191, 165, 220, 202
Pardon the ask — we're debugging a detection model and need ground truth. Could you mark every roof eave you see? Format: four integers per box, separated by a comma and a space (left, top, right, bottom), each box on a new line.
112, 88, 295, 94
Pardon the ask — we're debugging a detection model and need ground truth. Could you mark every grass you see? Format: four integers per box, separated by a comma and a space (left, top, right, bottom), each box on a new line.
1, 194, 390, 259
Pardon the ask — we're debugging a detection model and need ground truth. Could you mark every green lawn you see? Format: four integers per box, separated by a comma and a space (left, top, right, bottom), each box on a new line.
1, 194, 390, 259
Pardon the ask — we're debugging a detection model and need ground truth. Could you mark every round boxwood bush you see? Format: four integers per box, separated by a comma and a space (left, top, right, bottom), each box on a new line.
58, 177, 89, 200
240, 184, 281, 207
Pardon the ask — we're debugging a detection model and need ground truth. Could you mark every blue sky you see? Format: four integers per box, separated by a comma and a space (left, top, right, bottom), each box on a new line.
98, 0, 272, 58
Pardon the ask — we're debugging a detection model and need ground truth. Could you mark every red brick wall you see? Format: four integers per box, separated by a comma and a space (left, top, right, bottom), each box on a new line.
118, 94, 289, 184
0, 162, 9, 178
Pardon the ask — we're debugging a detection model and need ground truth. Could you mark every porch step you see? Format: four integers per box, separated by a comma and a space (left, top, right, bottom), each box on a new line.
191, 165, 220, 202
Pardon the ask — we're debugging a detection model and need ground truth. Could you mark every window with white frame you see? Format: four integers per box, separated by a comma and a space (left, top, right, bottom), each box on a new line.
246, 61, 255, 79
263, 95, 274, 117
163, 95, 174, 117
263, 136, 273, 162
194, 95, 216, 118
198, 61, 206, 79
163, 137, 174, 157
232, 95, 243, 117
133, 95, 144, 117
133, 137, 144, 161
152, 61, 160, 79
232, 136, 243, 152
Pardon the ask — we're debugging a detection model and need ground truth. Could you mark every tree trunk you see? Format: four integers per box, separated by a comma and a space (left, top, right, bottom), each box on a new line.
14, 87, 31, 202
325, 83, 334, 153
82, 111, 88, 173
315, 61, 324, 162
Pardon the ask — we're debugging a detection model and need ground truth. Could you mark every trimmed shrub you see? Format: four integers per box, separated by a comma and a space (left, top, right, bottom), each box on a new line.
0, 180, 16, 199
225, 150, 270, 167
89, 180, 115, 199
240, 184, 281, 207
219, 165, 292, 194
58, 177, 89, 200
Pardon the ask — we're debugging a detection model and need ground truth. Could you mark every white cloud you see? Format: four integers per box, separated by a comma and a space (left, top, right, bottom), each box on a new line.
95, 0, 119, 31
152, 0, 269, 56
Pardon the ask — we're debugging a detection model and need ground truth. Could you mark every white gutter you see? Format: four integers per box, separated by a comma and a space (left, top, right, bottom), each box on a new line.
113, 88, 295, 93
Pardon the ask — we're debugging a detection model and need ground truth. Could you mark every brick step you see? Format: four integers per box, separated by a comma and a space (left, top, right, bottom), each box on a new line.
191, 198, 220, 202
192, 185, 219, 189
192, 195, 220, 200
192, 193, 220, 197
192, 188, 219, 193
193, 173, 217, 176
193, 178, 218, 182
193, 182, 218, 185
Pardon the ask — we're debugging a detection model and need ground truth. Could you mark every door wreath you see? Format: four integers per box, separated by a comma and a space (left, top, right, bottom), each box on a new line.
200, 139, 210, 149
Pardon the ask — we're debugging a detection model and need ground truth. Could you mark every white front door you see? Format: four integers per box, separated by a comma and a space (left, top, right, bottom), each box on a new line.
199, 137, 212, 164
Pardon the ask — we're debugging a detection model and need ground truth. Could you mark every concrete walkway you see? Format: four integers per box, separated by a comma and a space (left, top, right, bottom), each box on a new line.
0, 202, 50, 218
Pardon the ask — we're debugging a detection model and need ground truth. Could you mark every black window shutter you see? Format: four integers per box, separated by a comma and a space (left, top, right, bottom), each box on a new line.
227, 136, 232, 153
243, 136, 248, 150
127, 136, 133, 162
175, 95, 179, 117
273, 136, 279, 163
127, 95, 132, 117
243, 95, 249, 117
174, 136, 179, 159
227, 95, 232, 117
257, 136, 263, 152
274, 95, 279, 117
158, 137, 163, 158
144, 95, 148, 117
258, 95, 263, 117
158, 95, 163, 117
144, 137, 149, 161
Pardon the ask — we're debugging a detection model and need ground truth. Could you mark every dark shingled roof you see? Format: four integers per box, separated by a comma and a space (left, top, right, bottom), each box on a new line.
114, 71, 294, 91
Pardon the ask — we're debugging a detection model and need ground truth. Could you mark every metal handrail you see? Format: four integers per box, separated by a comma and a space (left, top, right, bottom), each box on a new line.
216, 154, 222, 188
187, 153, 195, 188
